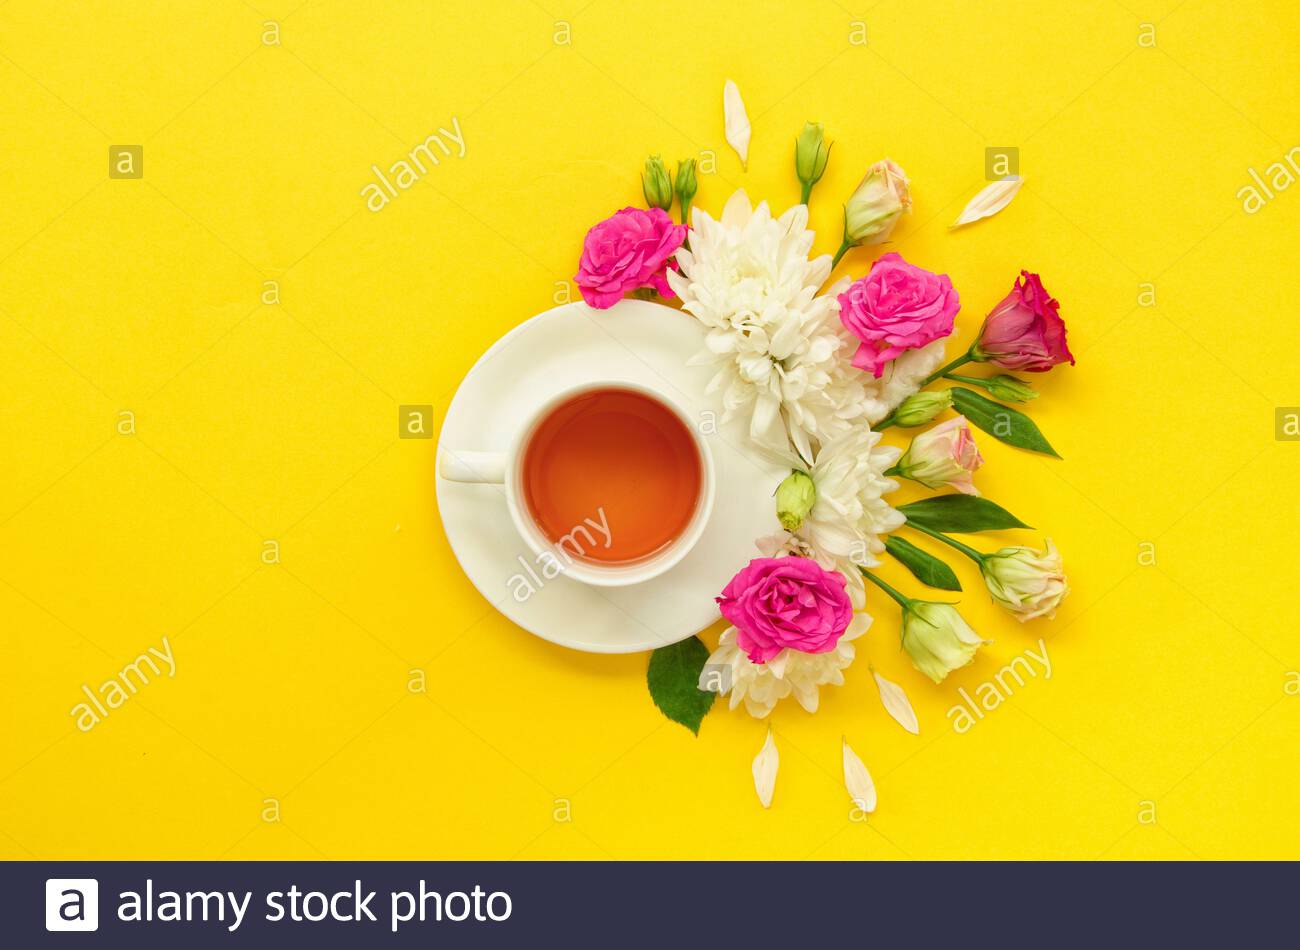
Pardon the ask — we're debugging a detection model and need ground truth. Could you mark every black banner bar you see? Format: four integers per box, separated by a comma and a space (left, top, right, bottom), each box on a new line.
8, 860, 1291, 946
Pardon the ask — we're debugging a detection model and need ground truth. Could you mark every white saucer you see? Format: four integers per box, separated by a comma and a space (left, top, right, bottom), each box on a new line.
435, 299, 788, 653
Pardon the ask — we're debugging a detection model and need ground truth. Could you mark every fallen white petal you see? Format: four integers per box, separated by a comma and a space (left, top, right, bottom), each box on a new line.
842, 737, 877, 813
752, 727, 779, 808
723, 79, 751, 169
951, 176, 1024, 228
873, 669, 920, 735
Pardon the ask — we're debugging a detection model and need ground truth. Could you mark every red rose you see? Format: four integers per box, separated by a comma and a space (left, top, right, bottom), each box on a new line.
972, 271, 1074, 372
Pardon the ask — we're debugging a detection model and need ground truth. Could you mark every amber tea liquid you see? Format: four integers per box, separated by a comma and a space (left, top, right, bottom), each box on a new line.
521, 388, 703, 563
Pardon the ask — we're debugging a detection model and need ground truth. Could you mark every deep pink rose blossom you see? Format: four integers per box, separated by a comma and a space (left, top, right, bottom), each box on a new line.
838, 252, 960, 377
717, 556, 854, 664
972, 271, 1074, 372
574, 207, 687, 309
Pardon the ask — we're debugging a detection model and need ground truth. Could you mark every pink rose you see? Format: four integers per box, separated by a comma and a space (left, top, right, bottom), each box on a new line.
972, 271, 1074, 372
837, 252, 960, 377
717, 556, 854, 664
574, 207, 687, 309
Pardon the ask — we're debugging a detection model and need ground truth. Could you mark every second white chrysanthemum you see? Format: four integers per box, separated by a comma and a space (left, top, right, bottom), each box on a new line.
699, 616, 870, 719
798, 426, 904, 567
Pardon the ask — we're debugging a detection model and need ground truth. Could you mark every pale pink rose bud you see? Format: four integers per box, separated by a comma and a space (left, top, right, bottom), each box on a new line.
843, 159, 911, 246
891, 415, 984, 495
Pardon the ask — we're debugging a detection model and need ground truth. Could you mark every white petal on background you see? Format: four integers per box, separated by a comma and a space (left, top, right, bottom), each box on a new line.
723, 79, 751, 169
842, 738, 877, 813
752, 727, 779, 808
873, 669, 920, 735
951, 176, 1024, 228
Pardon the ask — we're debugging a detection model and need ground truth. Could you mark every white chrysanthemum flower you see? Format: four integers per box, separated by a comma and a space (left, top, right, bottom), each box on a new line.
669, 190, 872, 460
700, 615, 870, 719
858, 338, 948, 424
801, 427, 905, 567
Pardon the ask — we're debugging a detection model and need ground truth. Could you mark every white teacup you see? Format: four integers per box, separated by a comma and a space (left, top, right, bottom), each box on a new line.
438, 380, 715, 587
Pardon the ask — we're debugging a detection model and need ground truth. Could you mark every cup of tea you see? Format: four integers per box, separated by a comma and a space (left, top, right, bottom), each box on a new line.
438, 380, 715, 587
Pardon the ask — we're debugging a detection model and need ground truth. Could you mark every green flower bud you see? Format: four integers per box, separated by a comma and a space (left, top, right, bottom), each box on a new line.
981, 374, 1038, 403
641, 154, 673, 211
675, 158, 697, 224
794, 122, 831, 204
775, 470, 817, 533
892, 389, 953, 427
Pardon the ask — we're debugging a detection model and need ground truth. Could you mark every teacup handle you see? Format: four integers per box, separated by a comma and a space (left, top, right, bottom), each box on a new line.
438, 450, 507, 484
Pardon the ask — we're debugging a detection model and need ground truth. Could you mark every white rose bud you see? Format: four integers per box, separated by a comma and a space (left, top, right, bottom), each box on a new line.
981, 539, 1069, 622
902, 602, 989, 683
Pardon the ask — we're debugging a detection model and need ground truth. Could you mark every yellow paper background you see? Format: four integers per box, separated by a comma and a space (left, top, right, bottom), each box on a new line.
2, 0, 1297, 860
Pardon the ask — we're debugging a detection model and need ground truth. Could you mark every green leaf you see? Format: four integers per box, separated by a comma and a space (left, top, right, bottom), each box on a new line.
899, 494, 1032, 533
885, 536, 962, 591
949, 386, 1061, 457
647, 636, 715, 735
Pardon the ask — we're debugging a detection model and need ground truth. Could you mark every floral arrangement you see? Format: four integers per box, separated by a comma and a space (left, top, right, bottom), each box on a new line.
571, 84, 1073, 811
